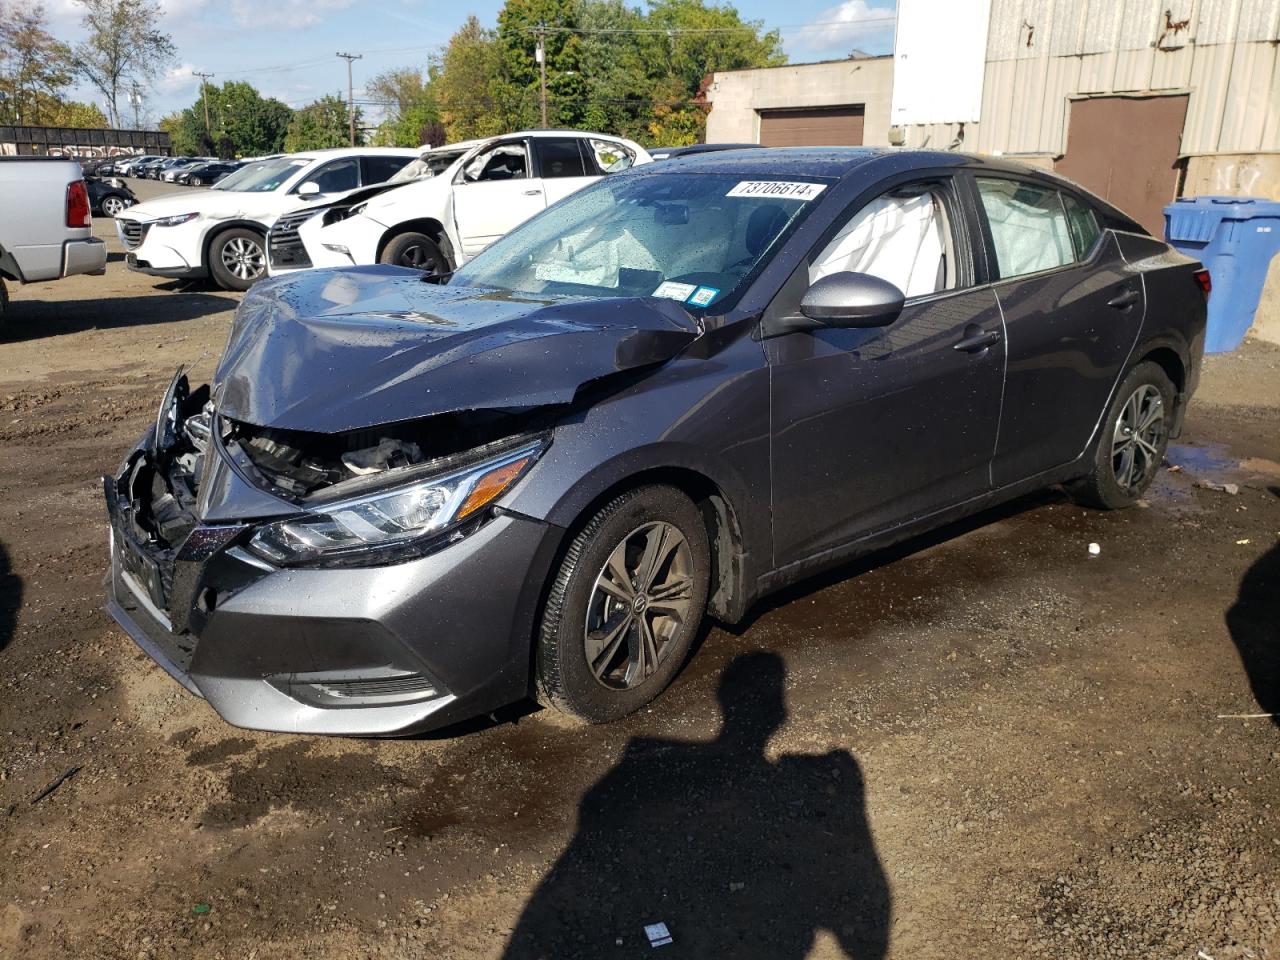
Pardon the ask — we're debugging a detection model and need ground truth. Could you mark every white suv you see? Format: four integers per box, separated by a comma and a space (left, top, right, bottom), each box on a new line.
267, 131, 649, 278
115, 147, 419, 290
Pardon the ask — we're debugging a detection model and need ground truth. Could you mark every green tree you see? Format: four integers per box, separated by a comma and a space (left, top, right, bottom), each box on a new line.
435, 16, 523, 140
218, 81, 292, 155
284, 94, 360, 151
0, 3, 76, 126
496, 0, 588, 128
43, 99, 109, 128
71, 0, 176, 128
367, 67, 440, 147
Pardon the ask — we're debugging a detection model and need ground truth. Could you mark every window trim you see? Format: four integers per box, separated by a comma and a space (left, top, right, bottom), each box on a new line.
966, 172, 1105, 285
1058, 189, 1104, 262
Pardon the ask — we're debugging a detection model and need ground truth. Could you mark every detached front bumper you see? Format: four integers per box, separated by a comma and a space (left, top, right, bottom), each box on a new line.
104, 444, 561, 736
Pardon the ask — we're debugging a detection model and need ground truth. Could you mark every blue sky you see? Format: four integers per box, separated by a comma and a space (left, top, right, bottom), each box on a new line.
43, 0, 896, 124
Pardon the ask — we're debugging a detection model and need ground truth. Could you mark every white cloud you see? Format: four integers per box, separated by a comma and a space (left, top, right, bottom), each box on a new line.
790, 0, 897, 60
159, 62, 202, 94
228, 0, 355, 30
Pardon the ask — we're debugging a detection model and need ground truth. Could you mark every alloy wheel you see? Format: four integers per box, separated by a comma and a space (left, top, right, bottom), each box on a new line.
221, 236, 265, 282
101, 196, 126, 217
1111, 383, 1165, 492
584, 521, 696, 690
398, 243, 439, 272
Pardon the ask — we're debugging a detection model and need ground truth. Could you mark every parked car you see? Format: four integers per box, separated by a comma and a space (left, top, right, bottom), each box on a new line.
175, 160, 242, 186
650, 143, 761, 160
86, 176, 137, 217
0, 157, 107, 324
114, 147, 419, 290
104, 148, 1208, 735
133, 158, 169, 179
269, 131, 649, 278
116, 155, 161, 176
162, 158, 217, 182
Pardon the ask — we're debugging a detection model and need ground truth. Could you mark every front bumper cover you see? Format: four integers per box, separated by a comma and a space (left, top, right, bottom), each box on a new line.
104, 436, 562, 736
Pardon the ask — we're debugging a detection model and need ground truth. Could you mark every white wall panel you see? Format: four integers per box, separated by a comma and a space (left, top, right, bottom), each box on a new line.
891, 0, 993, 123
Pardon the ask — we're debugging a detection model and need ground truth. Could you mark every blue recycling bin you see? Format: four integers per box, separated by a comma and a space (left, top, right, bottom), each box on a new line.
1164, 196, 1280, 353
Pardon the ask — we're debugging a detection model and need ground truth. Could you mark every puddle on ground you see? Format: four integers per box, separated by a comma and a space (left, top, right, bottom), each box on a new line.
1165, 442, 1241, 480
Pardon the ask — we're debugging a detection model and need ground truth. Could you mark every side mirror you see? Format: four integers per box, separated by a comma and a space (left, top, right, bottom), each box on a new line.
297, 181, 321, 198
799, 271, 905, 328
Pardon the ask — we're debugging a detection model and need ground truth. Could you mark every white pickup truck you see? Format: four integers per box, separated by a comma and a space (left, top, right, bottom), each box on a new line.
0, 157, 108, 322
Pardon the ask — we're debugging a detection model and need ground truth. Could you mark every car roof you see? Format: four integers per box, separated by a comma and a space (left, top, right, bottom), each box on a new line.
649, 146, 896, 179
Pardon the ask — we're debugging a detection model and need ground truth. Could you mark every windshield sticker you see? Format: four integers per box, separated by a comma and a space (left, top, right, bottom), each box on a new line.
689, 286, 720, 307
726, 181, 827, 201
653, 281, 698, 302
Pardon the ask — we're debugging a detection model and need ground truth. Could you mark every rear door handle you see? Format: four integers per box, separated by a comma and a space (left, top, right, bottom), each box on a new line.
522, 189, 543, 196
953, 328, 1001, 353
1107, 288, 1140, 309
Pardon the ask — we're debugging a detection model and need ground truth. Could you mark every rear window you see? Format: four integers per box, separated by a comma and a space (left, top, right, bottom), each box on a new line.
535, 138, 590, 179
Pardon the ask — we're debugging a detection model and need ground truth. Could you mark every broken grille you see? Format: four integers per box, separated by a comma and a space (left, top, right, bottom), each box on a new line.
267, 209, 316, 269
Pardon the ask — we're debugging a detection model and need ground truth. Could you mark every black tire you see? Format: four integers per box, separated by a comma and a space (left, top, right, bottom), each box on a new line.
536, 485, 711, 724
100, 194, 128, 217
379, 232, 448, 275
208, 227, 266, 291
1071, 361, 1175, 509
189, 176, 203, 187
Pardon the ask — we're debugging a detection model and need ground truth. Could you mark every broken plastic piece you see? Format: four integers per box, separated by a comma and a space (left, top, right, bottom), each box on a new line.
1087, 542, 1101, 557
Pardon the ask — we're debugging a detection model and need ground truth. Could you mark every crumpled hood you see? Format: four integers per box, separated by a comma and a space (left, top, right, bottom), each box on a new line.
213, 265, 702, 433
360, 175, 450, 225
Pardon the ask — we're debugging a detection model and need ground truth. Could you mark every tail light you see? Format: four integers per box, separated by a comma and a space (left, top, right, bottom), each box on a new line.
1193, 268, 1211, 299
66, 180, 91, 228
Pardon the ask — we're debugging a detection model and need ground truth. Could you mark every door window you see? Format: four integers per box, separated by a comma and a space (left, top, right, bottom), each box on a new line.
363, 155, 412, 184
462, 143, 529, 182
588, 138, 636, 174
811, 184, 958, 298
535, 138, 590, 178
976, 177, 1074, 279
304, 157, 360, 194
1061, 193, 1101, 259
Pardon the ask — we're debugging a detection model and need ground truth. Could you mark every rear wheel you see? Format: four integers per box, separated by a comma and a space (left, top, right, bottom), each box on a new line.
188, 176, 203, 186
379, 232, 448, 276
1071, 361, 1175, 509
100, 194, 128, 217
209, 228, 266, 291
535, 485, 710, 724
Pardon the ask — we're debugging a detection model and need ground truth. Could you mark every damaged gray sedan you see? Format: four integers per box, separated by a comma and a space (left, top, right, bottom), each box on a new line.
105, 148, 1207, 735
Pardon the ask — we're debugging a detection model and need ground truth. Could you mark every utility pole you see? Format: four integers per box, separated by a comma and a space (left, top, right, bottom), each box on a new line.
336, 52, 362, 146
193, 71, 215, 141
130, 83, 143, 130
534, 24, 547, 128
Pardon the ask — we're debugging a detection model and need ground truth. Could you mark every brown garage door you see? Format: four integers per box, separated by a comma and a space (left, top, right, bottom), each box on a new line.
1056, 94, 1188, 235
758, 106, 865, 147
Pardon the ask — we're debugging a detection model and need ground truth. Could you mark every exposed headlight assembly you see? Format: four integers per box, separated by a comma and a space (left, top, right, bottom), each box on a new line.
247, 439, 544, 566
152, 212, 199, 227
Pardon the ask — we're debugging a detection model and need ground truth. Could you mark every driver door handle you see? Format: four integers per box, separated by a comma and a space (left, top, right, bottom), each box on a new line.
953, 328, 1001, 353
522, 189, 543, 196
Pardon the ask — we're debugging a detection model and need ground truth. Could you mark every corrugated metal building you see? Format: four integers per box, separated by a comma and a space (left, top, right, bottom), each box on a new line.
706, 0, 1280, 233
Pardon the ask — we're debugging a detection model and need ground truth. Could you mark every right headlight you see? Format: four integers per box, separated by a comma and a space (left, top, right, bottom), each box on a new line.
247, 439, 544, 566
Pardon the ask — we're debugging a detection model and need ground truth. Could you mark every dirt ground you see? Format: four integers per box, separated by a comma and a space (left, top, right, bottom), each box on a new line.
1, 181, 1278, 960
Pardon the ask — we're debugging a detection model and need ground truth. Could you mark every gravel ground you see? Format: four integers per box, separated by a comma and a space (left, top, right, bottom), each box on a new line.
0, 180, 1277, 959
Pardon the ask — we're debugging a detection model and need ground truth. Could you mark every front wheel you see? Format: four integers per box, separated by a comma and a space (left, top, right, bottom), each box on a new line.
209, 228, 266, 291
188, 176, 203, 187
1071, 361, 1175, 509
535, 485, 711, 724
379, 232, 448, 276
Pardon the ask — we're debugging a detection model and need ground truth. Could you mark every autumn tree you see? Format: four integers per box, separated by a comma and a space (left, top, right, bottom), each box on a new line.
72, 0, 175, 128
0, 4, 76, 126
367, 67, 441, 147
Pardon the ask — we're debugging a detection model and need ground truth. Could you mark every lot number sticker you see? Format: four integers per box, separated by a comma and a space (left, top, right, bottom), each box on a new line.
726, 181, 827, 201
653, 281, 698, 301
